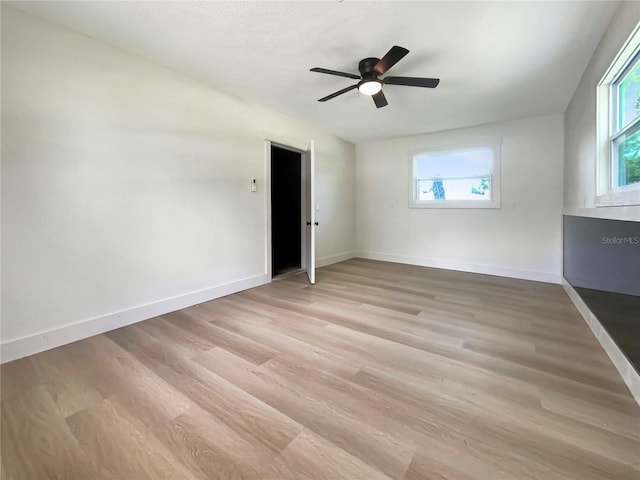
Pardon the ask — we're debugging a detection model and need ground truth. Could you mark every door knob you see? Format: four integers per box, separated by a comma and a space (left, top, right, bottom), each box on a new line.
314, 221, 319, 226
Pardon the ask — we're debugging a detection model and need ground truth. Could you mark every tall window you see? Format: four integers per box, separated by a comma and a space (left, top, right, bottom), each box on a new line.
596, 25, 640, 206
409, 141, 501, 209
612, 51, 640, 188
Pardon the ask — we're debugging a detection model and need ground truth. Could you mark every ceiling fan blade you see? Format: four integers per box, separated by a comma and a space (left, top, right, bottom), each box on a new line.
383, 76, 440, 88
372, 91, 388, 108
310, 67, 360, 80
374, 46, 409, 75
317, 84, 358, 102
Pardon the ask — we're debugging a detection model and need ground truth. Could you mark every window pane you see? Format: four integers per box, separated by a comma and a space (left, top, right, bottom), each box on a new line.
614, 123, 640, 187
616, 52, 640, 130
414, 147, 493, 201
417, 176, 491, 201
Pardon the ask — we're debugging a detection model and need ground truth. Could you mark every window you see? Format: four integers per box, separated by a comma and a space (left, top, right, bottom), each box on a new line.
596, 24, 640, 206
612, 51, 640, 188
409, 141, 501, 209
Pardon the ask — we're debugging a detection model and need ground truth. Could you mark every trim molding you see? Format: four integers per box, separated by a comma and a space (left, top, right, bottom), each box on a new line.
1, 273, 269, 364
562, 278, 640, 406
356, 251, 561, 284
562, 207, 640, 222
316, 251, 356, 268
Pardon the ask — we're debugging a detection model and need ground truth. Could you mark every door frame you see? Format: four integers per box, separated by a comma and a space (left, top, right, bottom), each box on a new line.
265, 138, 308, 281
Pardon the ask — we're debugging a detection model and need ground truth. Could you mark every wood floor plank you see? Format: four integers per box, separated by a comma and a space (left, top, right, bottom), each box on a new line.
2, 259, 639, 479
540, 389, 640, 442
350, 364, 640, 479
168, 404, 285, 479
196, 349, 416, 479
0, 357, 41, 400
250, 362, 416, 479
28, 345, 79, 381
44, 376, 104, 418
463, 337, 629, 393
260, 429, 393, 480
66, 397, 197, 479
136, 316, 215, 358
1, 385, 97, 479
107, 326, 304, 455
169, 309, 279, 365
404, 447, 511, 480
306, 299, 464, 350
192, 347, 261, 392
89, 334, 195, 421
252, 355, 567, 479
208, 310, 362, 377
91, 345, 266, 479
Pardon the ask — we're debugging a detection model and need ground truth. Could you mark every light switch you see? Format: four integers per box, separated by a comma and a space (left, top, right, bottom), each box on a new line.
251, 178, 257, 192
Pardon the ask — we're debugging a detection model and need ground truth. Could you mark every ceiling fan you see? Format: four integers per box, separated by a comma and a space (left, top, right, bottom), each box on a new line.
310, 45, 440, 108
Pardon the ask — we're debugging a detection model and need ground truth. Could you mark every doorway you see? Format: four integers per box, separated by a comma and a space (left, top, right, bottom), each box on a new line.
271, 145, 303, 278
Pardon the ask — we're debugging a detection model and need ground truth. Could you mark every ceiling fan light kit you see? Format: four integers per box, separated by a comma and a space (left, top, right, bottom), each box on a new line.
311, 45, 440, 108
358, 80, 382, 96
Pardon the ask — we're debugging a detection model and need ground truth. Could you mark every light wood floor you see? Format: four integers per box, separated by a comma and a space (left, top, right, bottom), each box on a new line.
2, 259, 639, 479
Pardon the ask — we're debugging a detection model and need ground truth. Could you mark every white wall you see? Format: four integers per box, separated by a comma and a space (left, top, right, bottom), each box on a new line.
0, 7, 355, 361
356, 114, 564, 283
564, 1, 640, 221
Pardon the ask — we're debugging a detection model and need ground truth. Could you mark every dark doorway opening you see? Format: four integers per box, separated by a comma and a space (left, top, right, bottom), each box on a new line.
271, 145, 302, 278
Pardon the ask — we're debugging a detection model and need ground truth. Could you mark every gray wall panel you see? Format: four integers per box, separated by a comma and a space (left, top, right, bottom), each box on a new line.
563, 215, 640, 296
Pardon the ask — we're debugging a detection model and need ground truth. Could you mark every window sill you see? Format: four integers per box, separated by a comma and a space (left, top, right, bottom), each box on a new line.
410, 200, 501, 209
596, 187, 640, 207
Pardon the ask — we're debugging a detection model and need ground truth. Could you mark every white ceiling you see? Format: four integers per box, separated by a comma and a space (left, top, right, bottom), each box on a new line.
10, 1, 618, 144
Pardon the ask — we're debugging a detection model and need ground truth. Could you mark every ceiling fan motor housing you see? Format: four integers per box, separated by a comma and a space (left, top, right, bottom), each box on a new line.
359, 57, 381, 79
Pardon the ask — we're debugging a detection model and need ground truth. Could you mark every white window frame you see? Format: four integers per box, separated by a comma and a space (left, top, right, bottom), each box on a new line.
408, 139, 501, 209
596, 22, 640, 207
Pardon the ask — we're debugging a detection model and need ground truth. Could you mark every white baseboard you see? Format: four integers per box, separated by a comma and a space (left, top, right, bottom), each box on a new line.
355, 251, 561, 284
562, 278, 640, 406
316, 251, 356, 268
1, 273, 269, 364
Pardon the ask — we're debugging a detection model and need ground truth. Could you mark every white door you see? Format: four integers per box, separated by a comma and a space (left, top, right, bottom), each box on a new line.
305, 140, 316, 284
